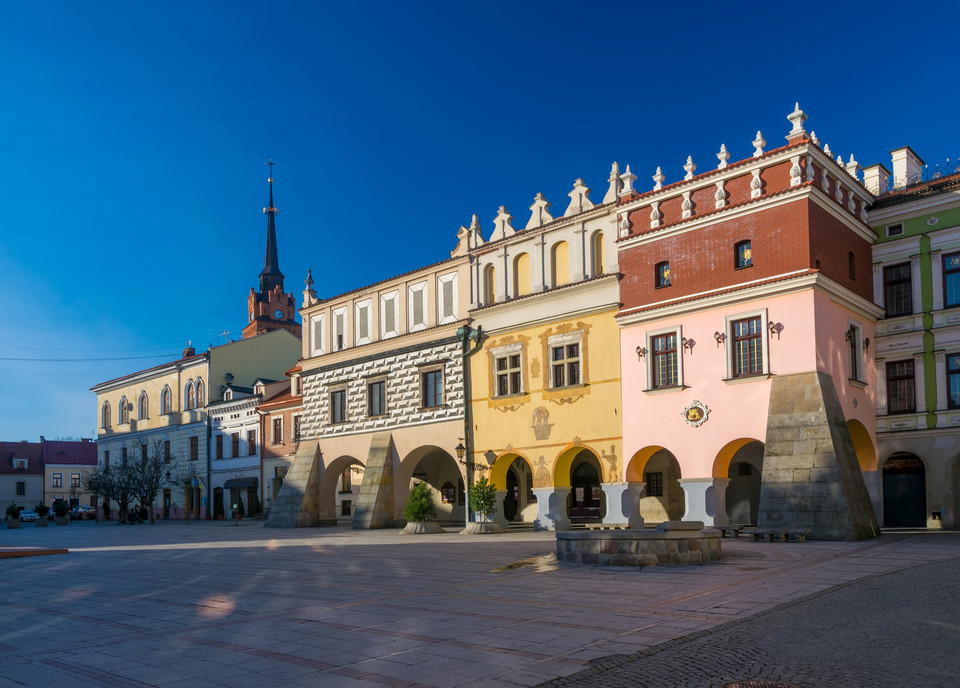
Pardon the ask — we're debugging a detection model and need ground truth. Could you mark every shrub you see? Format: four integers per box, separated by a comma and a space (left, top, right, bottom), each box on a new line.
5, 503, 20, 519
249, 491, 261, 517
403, 482, 437, 523
469, 477, 497, 523
53, 500, 70, 518
236, 495, 245, 517
34, 503, 50, 518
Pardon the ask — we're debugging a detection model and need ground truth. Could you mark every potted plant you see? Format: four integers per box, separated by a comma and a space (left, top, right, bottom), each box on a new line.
462, 476, 505, 534
53, 500, 70, 525
249, 492, 262, 518
236, 495, 245, 520
34, 503, 49, 528
5, 503, 21, 529
399, 482, 443, 534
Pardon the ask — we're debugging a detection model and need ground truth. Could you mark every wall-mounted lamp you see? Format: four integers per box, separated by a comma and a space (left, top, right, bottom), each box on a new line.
682, 337, 695, 352
864, 337, 870, 352
455, 441, 466, 460
636, 346, 647, 359
768, 321, 784, 339
714, 331, 726, 347
455, 439, 489, 470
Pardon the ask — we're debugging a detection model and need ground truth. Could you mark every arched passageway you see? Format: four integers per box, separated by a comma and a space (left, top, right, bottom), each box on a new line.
398, 446, 463, 525
568, 453, 604, 522
318, 455, 364, 525
723, 440, 764, 525
883, 452, 926, 527
632, 448, 684, 522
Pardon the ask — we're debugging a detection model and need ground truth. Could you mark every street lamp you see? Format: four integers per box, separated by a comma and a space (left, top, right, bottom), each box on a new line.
455, 442, 465, 461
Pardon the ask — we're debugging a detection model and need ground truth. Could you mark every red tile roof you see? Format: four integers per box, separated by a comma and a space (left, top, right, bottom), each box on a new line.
0, 441, 44, 474
42, 440, 98, 466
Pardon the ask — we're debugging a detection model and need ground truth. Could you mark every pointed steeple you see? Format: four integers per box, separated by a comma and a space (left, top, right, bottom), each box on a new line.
259, 160, 284, 294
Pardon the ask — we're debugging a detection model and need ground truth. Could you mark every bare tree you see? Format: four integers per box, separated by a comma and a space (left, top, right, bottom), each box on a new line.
132, 439, 182, 524
92, 461, 136, 524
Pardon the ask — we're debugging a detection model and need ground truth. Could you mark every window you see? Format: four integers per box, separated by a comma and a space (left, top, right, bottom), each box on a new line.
884, 263, 913, 316
185, 382, 196, 410
104, 450, 110, 469
138, 392, 148, 420
161, 387, 172, 414
551, 343, 581, 388
52, 473, 63, 488
121, 447, 128, 467
949, 354, 960, 409
409, 282, 428, 331
272, 417, 283, 444
652, 333, 679, 388
591, 232, 604, 276
333, 308, 346, 351
71, 474, 80, 488
247, 431, 257, 456
293, 415, 301, 442
16, 482, 25, 496
944, 253, 960, 308
368, 380, 386, 416
644, 472, 664, 497
551, 241, 569, 288
735, 241, 752, 269
119, 397, 129, 424
231, 433, 240, 457
733, 316, 763, 377
195, 379, 205, 407
331, 389, 347, 424
886, 223, 903, 238
164, 441, 171, 464
655, 261, 671, 288
513, 253, 531, 297
189, 436, 199, 461
422, 369, 443, 408
483, 264, 496, 304
341, 500, 351, 516
216, 434, 223, 459
847, 324, 863, 382
340, 470, 352, 493
886, 360, 916, 414
441, 482, 455, 503
848, 251, 856, 280
495, 354, 523, 396
101, 402, 111, 428
438, 273, 457, 324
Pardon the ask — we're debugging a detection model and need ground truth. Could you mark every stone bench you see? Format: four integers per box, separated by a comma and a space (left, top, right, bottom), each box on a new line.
743, 528, 809, 543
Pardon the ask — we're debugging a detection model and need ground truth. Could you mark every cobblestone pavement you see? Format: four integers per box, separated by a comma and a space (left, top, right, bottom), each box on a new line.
538, 555, 960, 688
1, 522, 958, 687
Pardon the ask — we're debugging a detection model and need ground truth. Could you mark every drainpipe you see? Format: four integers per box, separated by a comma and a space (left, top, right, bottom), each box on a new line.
456, 323, 482, 527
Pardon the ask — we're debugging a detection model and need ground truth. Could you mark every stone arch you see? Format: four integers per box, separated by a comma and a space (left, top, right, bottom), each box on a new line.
625, 445, 665, 483
711, 438, 757, 478
631, 447, 684, 522
721, 439, 764, 525
397, 445, 463, 525
568, 450, 605, 522
882, 452, 927, 528
491, 453, 537, 524
318, 454, 364, 525
846, 419, 877, 471
513, 252, 531, 297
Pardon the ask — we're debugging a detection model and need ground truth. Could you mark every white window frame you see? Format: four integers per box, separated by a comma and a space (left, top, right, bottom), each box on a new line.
310, 313, 326, 356
491, 342, 524, 397
723, 308, 769, 380
380, 290, 400, 339
355, 299, 372, 346
367, 376, 388, 417
645, 326, 684, 390
408, 281, 428, 332
329, 384, 349, 424
420, 366, 444, 408
547, 330, 583, 389
332, 307, 347, 351
437, 272, 458, 325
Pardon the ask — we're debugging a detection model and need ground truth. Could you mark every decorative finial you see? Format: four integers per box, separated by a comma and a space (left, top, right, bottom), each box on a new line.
810, 131, 819, 146
752, 131, 766, 158
526, 193, 554, 229
823, 143, 832, 157
786, 102, 808, 139
603, 162, 623, 203
683, 156, 697, 180
619, 164, 637, 197
652, 166, 665, 191
846, 153, 860, 179
717, 144, 730, 169
305, 267, 314, 287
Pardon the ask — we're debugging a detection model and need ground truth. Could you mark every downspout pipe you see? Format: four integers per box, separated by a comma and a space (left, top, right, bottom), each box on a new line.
457, 323, 482, 526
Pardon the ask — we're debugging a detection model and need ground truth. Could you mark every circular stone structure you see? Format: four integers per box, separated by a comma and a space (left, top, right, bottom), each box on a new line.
398, 521, 445, 535
556, 521, 722, 566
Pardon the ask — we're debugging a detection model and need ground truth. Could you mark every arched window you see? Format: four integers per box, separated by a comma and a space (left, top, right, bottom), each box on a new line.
118, 397, 129, 424
551, 241, 569, 288
160, 386, 172, 414
185, 381, 195, 411
483, 264, 496, 304
591, 232, 604, 276
101, 402, 111, 429
513, 253, 530, 297
195, 379, 205, 408
138, 392, 149, 420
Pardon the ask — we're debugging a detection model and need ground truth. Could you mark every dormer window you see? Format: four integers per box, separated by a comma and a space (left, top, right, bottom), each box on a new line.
13, 458, 27, 470
224, 390, 233, 401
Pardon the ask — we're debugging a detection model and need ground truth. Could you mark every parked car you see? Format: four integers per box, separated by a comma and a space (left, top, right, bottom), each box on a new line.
70, 505, 95, 521
18, 509, 39, 523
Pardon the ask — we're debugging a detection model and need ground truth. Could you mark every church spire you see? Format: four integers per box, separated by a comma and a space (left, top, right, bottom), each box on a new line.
259, 160, 284, 294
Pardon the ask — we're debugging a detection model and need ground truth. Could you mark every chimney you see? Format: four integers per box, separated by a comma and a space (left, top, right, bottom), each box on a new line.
862, 163, 891, 196
183, 346, 196, 358
890, 147, 924, 189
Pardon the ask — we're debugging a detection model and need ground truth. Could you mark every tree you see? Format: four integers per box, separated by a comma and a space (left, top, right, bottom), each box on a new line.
404, 482, 437, 523
94, 463, 136, 524
132, 439, 180, 524
249, 491, 261, 517
84, 471, 103, 522
469, 477, 497, 523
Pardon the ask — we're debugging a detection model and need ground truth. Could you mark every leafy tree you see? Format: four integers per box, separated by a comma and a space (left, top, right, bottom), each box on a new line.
236, 494, 245, 518
469, 477, 497, 523
249, 491, 261, 517
403, 482, 437, 522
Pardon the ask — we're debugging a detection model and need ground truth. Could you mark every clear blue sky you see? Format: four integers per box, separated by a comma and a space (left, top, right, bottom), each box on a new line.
1, 1, 956, 440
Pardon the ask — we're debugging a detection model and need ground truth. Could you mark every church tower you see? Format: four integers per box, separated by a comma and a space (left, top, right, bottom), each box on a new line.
241, 164, 302, 340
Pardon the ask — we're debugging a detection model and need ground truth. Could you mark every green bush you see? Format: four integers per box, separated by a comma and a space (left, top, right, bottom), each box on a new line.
469, 477, 497, 523
236, 495, 245, 517
403, 482, 437, 522
34, 503, 50, 518
249, 491, 261, 517
5, 503, 20, 519
53, 500, 70, 517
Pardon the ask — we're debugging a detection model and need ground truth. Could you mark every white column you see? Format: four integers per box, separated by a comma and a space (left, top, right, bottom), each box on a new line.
601, 484, 629, 524
877, 360, 888, 415
532, 236, 547, 293
493, 490, 509, 528
572, 224, 587, 283
497, 249, 508, 302
678, 477, 730, 526
911, 255, 923, 316
935, 352, 948, 416
931, 251, 945, 312
872, 263, 884, 309
532, 487, 570, 531
914, 352, 927, 413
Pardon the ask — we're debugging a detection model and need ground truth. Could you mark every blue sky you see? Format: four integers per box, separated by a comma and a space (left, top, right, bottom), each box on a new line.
1, 1, 956, 440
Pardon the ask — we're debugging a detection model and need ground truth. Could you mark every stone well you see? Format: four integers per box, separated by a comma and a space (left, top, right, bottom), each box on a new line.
556, 521, 722, 566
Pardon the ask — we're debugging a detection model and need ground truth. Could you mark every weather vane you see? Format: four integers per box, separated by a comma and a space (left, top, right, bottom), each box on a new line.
266, 158, 275, 182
